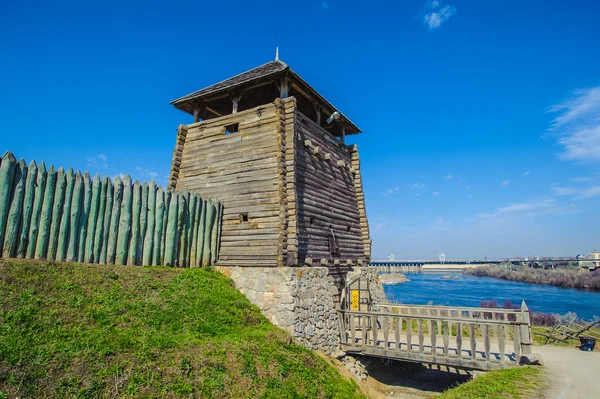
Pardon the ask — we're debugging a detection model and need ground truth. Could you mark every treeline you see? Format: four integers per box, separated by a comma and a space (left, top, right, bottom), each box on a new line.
465, 266, 600, 291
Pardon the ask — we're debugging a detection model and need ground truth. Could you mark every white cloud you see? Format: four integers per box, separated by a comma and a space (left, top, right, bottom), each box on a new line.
444, 175, 453, 180
502, 180, 511, 186
523, 171, 530, 176
407, 182, 425, 190
87, 154, 108, 170
135, 166, 160, 181
433, 191, 440, 196
424, 1, 456, 30
464, 185, 471, 190
553, 185, 600, 199
548, 86, 600, 162
375, 222, 390, 231
477, 198, 557, 219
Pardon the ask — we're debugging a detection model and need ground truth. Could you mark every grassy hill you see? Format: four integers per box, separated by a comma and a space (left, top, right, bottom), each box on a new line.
0, 259, 363, 398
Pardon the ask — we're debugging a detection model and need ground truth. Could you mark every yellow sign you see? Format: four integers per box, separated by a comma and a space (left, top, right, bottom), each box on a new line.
351, 290, 359, 310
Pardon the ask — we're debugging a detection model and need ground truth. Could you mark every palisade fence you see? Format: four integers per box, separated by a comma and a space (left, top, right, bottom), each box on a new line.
0, 151, 223, 267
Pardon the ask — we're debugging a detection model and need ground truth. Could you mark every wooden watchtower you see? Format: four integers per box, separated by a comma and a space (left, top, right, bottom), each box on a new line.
168, 59, 371, 280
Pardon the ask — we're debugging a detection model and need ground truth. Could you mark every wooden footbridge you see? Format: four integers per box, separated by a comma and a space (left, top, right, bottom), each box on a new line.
338, 277, 533, 371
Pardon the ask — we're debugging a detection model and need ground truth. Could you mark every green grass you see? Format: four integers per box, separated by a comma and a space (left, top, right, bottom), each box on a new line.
440, 366, 543, 399
0, 259, 364, 398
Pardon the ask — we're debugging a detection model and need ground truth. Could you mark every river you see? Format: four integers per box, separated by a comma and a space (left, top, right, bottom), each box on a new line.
383, 273, 600, 321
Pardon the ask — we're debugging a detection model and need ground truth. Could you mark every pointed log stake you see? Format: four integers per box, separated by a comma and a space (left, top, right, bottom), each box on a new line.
116, 175, 132, 265
195, 198, 206, 267
56, 168, 75, 261
160, 190, 171, 264
92, 177, 108, 263
176, 193, 187, 267
47, 167, 66, 261
210, 201, 220, 265
77, 172, 92, 261
99, 178, 113, 264
17, 160, 37, 258
202, 199, 216, 266
35, 165, 57, 259
152, 188, 165, 266
137, 182, 149, 264
163, 191, 179, 266
84, 174, 101, 262
142, 181, 156, 266
3, 158, 27, 258
0, 151, 17, 253
106, 176, 123, 265
26, 162, 46, 258
67, 171, 83, 261
127, 180, 141, 265
187, 195, 198, 267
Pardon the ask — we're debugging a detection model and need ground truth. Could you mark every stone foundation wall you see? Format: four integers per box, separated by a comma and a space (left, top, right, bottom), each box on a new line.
216, 266, 342, 354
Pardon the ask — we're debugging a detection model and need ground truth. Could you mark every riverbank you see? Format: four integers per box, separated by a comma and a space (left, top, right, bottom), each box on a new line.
464, 266, 600, 291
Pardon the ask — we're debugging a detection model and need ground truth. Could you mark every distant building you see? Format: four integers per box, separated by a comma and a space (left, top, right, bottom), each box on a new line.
578, 250, 600, 270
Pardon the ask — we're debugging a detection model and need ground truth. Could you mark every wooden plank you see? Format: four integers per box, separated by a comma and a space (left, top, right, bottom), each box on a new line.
350, 314, 356, 347
16, 160, 37, 258
3, 158, 27, 258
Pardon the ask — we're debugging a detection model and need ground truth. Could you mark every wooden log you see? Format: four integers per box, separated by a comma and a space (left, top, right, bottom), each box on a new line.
187, 195, 198, 267
34, 165, 57, 259
77, 172, 92, 261
0, 151, 17, 253
160, 190, 171, 265
456, 322, 463, 358
47, 167, 66, 261
470, 324, 477, 360
137, 182, 149, 264
176, 193, 188, 267
84, 174, 101, 262
152, 188, 165, 266
483, 324, 491, 362
3, 159, 27, 258
499, 325, 506, 364
195, 198, 206, 267
443, 321, 450, 356
210, 201, 220, 265
163, 191, 179, 266
116, 175, 132, 265
55, 168, 75, 261
127, 180, 142, 266
202, 200, 216, 266
99, 178, 113, 264
406, 318, 413, 352
67, 171, 83, 262
92, 177, 108, 263
142, 181, 156, 266
26, 162, 46, 258
17, 160, 38, 258
106, 176, 123, 265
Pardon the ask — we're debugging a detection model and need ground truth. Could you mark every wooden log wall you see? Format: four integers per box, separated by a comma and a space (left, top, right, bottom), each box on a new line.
0, 151, 222, 267
291, 106, 368, 267
173, 103, 285, 267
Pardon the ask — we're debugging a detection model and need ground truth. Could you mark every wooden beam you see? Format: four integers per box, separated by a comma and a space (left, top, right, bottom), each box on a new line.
340, 123, 346, 144
313, 102, 322, 126
193, 103, 206, 123
230, 91, 244, 114
278, 77, 289, 99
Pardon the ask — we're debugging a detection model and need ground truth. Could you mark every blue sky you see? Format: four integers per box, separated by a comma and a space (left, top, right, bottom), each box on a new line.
1, 1, 599, 260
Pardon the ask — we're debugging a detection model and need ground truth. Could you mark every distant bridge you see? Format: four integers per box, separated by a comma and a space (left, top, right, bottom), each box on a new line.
369, 258, 579, 273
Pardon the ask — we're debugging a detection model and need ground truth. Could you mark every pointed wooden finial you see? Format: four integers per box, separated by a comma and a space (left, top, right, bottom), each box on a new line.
275, 46, 279, 61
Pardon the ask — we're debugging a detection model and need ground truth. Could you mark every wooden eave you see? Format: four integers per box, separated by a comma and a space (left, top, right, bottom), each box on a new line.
170, 60, 362, 135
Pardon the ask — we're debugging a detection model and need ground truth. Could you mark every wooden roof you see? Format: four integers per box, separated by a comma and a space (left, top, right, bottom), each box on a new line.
170, 60, 361, 135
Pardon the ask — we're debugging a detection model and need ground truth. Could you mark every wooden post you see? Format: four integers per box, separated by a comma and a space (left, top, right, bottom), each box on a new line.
152, 188, 165, 266
138, 182, 149, 264
84, 174, 101, 263
116, 175, 132, 265
17, 160, 38, 258
142, 181, 156, 266
340, 123, 346, 144
0, 152, 17, 253
202, 200, 216, 266
99, 178, 114, 264
193, 103, 206, 123
127, 180, 142, 266
92, 177, 108, 263
231, 91, 243, 114
47, 167, 66, 261
106, 176, 123, 265
67, 171, 83, 262
35, 165, 57, 260
26, 161, 46, 258
56, 168, 75, 261
187, 195, 198, 267
77, 172, 92, 262
3, 158, 27, 258
164, 191, 179, 266
520, 301, 532, 355
175, 193, 187, 267
278, 77, 289, 99
313, 103, 321, 126
195, 198, 206, 267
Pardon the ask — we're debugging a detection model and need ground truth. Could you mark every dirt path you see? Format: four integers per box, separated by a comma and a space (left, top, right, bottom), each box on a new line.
534, 345, 600, 399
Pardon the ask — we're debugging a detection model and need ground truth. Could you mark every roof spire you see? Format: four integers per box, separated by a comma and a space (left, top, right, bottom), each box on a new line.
275, 46, 279, 61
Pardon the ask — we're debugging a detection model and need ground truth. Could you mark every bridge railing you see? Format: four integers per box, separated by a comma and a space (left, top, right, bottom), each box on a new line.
338, 302, 532, 371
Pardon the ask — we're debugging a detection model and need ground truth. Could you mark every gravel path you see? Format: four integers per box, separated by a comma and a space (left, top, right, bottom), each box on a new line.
535, 345, 600, 399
